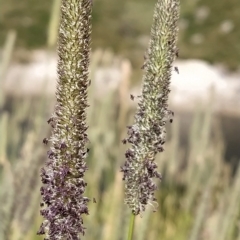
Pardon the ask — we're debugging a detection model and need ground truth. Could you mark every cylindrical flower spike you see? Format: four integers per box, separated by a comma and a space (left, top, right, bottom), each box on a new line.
121, 0, 180, 215
38, 0, 92, 239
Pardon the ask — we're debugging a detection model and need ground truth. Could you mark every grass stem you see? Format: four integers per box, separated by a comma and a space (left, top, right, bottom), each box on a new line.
127, 213, 135, 240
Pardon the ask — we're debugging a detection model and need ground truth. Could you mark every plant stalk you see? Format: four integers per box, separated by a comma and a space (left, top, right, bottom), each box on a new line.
127, 213, 135, 240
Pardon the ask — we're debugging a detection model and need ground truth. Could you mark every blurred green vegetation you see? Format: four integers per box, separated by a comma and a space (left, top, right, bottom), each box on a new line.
1, 0, 240, 239
0, 0, 240, 69
1, 47, 240, 239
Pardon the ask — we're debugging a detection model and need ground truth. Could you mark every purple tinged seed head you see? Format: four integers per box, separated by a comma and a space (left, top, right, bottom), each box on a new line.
38, 0, 92, 239
121, 0, 180, 215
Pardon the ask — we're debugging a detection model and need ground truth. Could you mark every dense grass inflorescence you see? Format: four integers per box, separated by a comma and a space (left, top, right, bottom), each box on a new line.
121, 0, 180, 215
37, 0, 92, 239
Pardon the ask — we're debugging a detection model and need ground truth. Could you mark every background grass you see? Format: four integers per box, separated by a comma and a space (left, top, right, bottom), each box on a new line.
0, 0, 240, 239
1, 50, 240, 240
0, 0, 240, 69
